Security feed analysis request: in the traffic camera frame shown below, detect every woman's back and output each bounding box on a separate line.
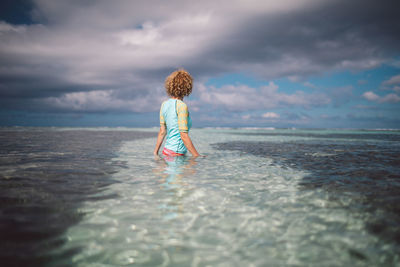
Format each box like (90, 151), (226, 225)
(160, 99), (192, 154)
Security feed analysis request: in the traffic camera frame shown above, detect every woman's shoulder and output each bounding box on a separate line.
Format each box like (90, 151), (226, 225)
(176, 99), (187, 107)
(176, 99), (188, 114)
(161, 99), (170, 108)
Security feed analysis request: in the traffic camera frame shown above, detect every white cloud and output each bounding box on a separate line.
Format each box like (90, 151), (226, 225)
(288, 76), (301, 82)
(42, 89), (165, 112)
(0, 22), (27, 34)
(362, 91), (380, 101)
(303, 81), (317, 89)
(382, 74), (400, 86)
(362, 91), (400, 103)
(381, 74), (400, 94)
(193, 82), (330, 112)
(262, 112), (280, 119)
(380, 93), (400, 103)
(380, 74), (400, 94)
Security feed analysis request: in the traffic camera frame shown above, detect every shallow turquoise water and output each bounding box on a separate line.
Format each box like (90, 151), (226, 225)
(53, 128), (400, 266)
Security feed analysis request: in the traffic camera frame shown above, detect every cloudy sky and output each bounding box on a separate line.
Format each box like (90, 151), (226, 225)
(1, 0), (399, 128)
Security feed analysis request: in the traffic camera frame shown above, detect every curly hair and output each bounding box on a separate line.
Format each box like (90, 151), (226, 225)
(165, 69), (193, 98)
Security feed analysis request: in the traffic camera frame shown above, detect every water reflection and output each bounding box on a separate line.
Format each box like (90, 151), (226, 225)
(153, 155), (197, 221)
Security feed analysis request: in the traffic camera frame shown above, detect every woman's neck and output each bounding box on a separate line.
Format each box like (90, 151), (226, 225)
(171, 97), (183, 100)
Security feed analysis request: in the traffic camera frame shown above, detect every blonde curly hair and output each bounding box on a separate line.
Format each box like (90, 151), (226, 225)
(165, 69), (193, 98)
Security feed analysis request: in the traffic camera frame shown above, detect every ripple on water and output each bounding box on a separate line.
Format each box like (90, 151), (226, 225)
(59, 129), (399, 266)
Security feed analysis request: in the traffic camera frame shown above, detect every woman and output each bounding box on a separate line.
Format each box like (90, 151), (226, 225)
(153, 69), (200, 157)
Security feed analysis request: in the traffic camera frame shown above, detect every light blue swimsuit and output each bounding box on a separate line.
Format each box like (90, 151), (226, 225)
(160, 99), (192, 154)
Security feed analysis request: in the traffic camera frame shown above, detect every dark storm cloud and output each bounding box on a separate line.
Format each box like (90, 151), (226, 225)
(0, 0), (399, 114)
(0, 0), (34, 25)
(200, 0), (400, 79)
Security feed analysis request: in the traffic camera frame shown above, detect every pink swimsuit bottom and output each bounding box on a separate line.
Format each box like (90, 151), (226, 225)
(162, 147), (185, 157)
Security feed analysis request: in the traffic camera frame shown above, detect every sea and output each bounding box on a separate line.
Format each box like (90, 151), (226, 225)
(0, 127), (399, 266)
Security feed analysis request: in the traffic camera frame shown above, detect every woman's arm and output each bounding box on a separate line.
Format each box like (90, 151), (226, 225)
(180, 132), (200, 157)
(153, 125), (166, 156)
